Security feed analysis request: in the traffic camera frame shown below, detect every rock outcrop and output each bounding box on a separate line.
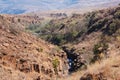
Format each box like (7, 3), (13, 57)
(0, 15), (69, 80)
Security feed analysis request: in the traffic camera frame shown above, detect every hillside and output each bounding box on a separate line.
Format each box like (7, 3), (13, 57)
(27, 5), (120, 80)
(59, 51), (120, 80)
(0, 15), (69, 80)
(28, 6), (120, 45)
(0, 4), (120, 80)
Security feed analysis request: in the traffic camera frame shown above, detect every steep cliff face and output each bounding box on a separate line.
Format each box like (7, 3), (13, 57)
(0, 15), (69, 80)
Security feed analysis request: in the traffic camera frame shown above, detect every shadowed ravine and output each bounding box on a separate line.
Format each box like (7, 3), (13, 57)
(62, 46), (87, 73)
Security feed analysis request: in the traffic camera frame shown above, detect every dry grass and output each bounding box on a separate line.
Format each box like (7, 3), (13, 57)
(86, 54), (120, 79)
(58, 53), (120, 80)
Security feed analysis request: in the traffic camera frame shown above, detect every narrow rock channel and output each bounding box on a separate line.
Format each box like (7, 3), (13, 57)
(62, 46), (87, 73)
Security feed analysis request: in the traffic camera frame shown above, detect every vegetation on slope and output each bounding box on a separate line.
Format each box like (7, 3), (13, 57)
(0, 15), (69, 80)
(26, 6), (120, 73)
(26, 6), (120, 45)
(0, 5), (120, 80)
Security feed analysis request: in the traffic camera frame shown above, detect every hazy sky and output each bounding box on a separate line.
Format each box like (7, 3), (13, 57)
(0, 0), (120, 14)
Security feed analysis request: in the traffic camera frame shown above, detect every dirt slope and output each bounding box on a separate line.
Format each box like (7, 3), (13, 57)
(0, 15), (69, 80)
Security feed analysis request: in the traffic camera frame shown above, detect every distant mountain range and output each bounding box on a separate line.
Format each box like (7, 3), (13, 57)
(0, 0), (120, 14)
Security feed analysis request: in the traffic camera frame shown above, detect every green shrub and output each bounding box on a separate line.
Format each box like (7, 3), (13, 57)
(52, 58), (60, 74)
(36, 48), (43, 52)
(93, 42), (108, 55)
(86, 12), (96, 27)
(27, 24), (38, 30)
(50, 34), (65, 45)
(65, 31), (78, 41)
(104, 19), (120, 35)
(114, 10), (120, 18)
(108, 22), (117, 35)
(92, 42), (108, 63)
